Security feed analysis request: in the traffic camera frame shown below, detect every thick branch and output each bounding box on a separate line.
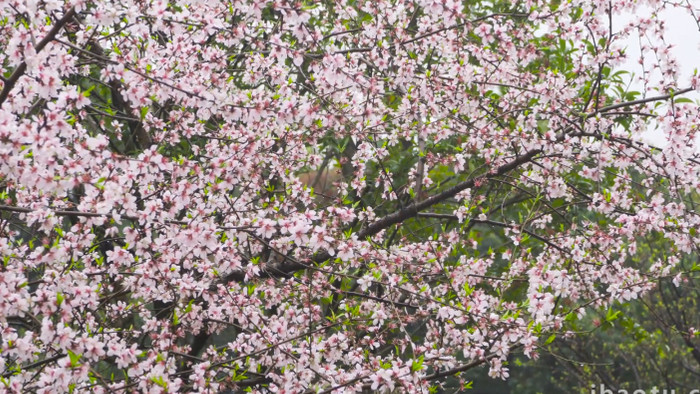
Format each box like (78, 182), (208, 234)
(359, 149), (541, 238)
(0, 8), (76, 105)
(222, 148), (542, 282)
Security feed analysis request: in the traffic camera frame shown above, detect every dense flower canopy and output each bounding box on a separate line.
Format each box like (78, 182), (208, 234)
(1, 0), (699, 392)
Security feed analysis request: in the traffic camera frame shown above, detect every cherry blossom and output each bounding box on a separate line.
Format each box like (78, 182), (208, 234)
(1, 0), (699, 392)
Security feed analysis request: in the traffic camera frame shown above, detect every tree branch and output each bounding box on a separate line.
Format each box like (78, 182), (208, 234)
(0, 7), (76, 106)
(591, 87), (694, 115)
(222, 148), (542, 283)
(0, 204), (250, 230)
(2, 354), (65, 378)
(317, 345), (522, 393)
(425, 345), (522, 381)
(309, 13), (528, 59)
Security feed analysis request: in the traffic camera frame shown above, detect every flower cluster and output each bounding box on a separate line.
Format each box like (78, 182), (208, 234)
(1, 0), (699, 392)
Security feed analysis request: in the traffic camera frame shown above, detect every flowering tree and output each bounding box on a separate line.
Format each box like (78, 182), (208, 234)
(1, 0), (700, 392)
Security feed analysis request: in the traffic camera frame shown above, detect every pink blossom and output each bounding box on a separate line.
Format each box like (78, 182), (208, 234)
(0, 1), (696, 392)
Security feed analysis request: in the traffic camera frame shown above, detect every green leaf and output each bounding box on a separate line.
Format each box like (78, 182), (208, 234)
(544, 334), (556, 345)
(184, 299), (194, 314)
(67, 350), (81, 367)
(411, 355), (425, 372)
(151, 375), (168, 388)
(674, 97), (694, 104)
(606, 307), (621, 322)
